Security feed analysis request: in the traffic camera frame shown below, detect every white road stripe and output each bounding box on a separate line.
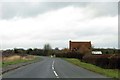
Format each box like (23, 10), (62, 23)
(52, 61), (54, 70)
(52, 61), (54, 66)
(52, 60), (59, 78)
(52, 66), (54, 70)
(53, 71), (59, 78)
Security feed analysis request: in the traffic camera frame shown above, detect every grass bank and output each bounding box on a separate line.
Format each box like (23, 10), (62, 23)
(2, 56), (40, 67)
(0, 62), (1, 67)
(64, 58), (119, 79)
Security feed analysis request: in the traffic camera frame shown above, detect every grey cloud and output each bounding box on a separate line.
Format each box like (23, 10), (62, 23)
(1, 2), (87, 19)
(74, 27), (117, 38)
(0, 2), (118, 49)
(88, 2), (118, 17)
(1, 2), (118, 19)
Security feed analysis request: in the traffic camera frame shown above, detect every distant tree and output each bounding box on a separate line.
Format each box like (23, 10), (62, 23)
(62, 48), (69, 52)
(14, 48), (19, 53)
(44, 44), (51, 50)
(43, 44), (52, 56)
(26, 48), (33, 54)
(32, 48), (44, 56)
(106, 51), (109, 54)
(55, 47), (59, 50)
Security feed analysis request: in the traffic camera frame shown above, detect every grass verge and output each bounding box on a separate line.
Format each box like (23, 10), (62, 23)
(2, 56), (40, 67)
(0, 62), (1, 67)
(64, 58), (119, 79)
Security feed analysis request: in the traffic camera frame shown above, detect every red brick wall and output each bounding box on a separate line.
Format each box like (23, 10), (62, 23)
(69, 41), (91, 54)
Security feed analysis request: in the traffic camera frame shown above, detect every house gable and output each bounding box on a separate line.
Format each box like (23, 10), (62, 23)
(69, 41), (92, 54)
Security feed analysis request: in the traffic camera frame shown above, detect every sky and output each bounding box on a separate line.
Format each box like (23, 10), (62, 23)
(0, 0), (119, 50)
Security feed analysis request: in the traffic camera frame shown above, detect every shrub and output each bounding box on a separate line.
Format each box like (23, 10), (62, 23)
(108, 54), (120, 69)
(96, 57), (109, 68)
(55, 51), (84, 60)
(82, 54), (120, 69)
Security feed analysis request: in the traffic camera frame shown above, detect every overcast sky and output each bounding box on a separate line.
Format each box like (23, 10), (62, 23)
(0, 1), (119, 50)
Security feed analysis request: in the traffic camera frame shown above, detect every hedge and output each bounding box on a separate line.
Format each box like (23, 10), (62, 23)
(82, 54), (120, 69)
(55, 52), (84, 60)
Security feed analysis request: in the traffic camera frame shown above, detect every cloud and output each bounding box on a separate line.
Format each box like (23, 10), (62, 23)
(0, 0), (119, 2)
(0, 2), (118, 19)
(0, 3), (118, 49)
(0, 6), (118, 48)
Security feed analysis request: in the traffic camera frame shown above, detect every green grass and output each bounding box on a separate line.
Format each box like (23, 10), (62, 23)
(0, 62), (1, 67)
(2, 59), (30, 67)
(64, 58), (119, 79)
(2, 56), (40, 67)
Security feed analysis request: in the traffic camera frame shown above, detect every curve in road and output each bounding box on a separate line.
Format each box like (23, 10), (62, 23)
(3, 56), (108, 78)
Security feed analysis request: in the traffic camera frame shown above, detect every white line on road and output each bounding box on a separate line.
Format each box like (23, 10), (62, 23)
(52, 61), (54, 70)
(52, 61), (54, 66)
(52, 60), (59, 78)
(52, 66), (54, 70)
(53, 71), (59, 78)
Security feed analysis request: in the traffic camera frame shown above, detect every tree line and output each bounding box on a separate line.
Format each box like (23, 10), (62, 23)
(1, 44), (120, 69)
(2, 44), (119, 57)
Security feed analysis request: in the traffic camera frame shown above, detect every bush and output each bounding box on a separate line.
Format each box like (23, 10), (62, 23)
(96, 57), (109, 68)
(108, 54), (120, 69)
(82, 54), (101, 65)
(82, 54), (120, 69)
(55, 51), (84, 60)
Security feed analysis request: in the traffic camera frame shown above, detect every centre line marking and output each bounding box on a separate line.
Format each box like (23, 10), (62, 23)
(52, 66), (54, 70)
(53, 71), (59, 78)
(52, 60), (59, 78)
(52, 61), (54, 66)
(52, 61), (54, 70)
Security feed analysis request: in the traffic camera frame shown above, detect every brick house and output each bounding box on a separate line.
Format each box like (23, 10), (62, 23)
(69, 41), (92, 54)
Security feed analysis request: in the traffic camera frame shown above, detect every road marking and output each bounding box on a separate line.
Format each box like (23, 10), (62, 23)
(52, 60), (59, 78)
(52, 66), (54, 70)
(52, 61), (54, 66)
(52, 61), (54, 70)
(53, 71), (59, 78)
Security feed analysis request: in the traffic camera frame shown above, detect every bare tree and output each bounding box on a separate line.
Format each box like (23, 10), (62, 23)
(43, 44), (52, 56)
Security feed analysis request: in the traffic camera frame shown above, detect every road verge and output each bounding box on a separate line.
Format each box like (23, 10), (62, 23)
(63, 58), (119, 79)
(2, 56), (40, 74)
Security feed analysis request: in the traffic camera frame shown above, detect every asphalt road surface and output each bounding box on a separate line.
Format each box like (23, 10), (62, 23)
(3, 56), (108, 78)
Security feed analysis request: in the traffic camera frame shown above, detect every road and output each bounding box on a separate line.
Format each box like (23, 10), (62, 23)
(3, 56), (108, 78)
